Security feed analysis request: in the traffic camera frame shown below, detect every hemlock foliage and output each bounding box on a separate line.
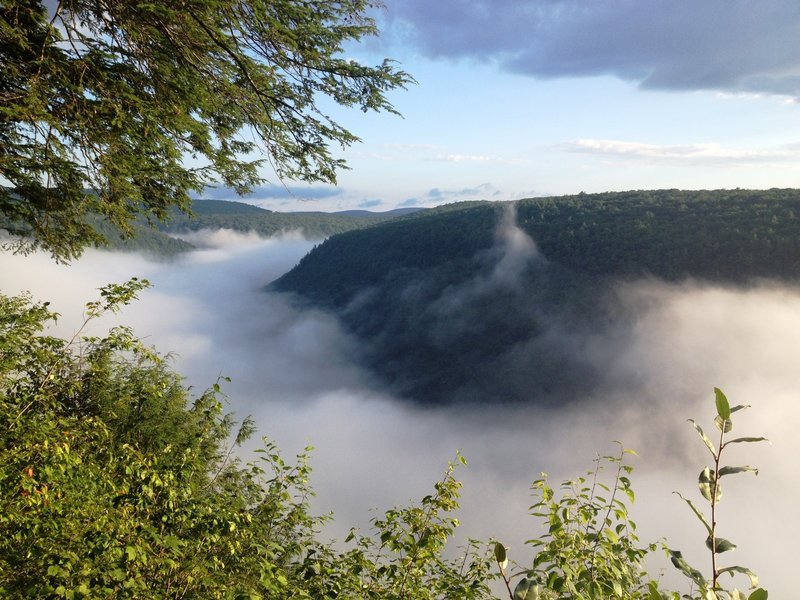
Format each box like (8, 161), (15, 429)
(0, 0), (411, 260)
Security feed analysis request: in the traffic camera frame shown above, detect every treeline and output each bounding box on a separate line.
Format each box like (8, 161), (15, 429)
(516, 188), (800, 281)
(274, 201), (499, 307)
(276, 189), (800, 307)
(89, 216), (195, 257)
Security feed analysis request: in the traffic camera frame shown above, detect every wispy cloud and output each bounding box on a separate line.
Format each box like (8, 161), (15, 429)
(563, 138), (800, 166)
(399, 183), (504, 208)
(381, 142), (438, 151)
(432, 153), (493, 162)
(355, 145), (528, 166)
(357, 199), (384, 209)
(429, 153), (529, 165)
(197, 184), (342, 202)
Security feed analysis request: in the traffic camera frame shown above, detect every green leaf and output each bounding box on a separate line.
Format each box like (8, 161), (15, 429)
(163, 534), (182, 551)
(699, 467), (721, 503)
(494, 541), (508, 568)
(718, 465), (759, 477)
(514, 578), (540, 600)
(714, 414), (733, 433)
(748, 589), (768, 600)
(689, 420), (718, 459)
(669, 550), (706, 587)
(647, 580), (663, 600)
(724, 437), (769, 446)
(715, 388), (731, 420)
(719, 566), (759, 588)
(705, 535), (737, 553)
(125, 545), (137, 561)
(674, 492), (712, 535)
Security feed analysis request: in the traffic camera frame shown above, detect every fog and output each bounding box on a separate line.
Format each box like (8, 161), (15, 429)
(1, 230), (797, 596)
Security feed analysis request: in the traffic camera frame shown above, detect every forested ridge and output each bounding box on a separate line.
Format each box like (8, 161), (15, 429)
(272, 189), (800, 405)
(161, 199), (417, 240)
(516, 189), (800, 280)
(81, 199), (419, 255)
(275, 189), (800, 305)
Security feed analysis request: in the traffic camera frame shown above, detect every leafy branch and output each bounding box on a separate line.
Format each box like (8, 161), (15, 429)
(670, 388), (769, 600)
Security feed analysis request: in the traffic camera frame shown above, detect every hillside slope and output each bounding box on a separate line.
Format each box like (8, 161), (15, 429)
(271, 189), (800, 405)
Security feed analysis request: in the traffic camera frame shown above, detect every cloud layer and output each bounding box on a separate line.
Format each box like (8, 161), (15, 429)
(384, 0), (800, 98)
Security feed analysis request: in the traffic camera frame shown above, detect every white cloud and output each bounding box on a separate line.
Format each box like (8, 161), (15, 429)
(563, 138), (800, 166)
(432, 153), (493, 162)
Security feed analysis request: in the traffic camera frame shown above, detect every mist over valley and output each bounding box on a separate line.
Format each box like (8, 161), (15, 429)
(3, 189), (799, 596)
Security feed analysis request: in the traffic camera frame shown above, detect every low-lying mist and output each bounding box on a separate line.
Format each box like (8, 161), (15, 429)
(1, 228), (797, 596)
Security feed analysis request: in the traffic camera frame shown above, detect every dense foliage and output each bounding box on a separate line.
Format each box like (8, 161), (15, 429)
(272, 189), (800, 405)
(0, 0), (411, 260)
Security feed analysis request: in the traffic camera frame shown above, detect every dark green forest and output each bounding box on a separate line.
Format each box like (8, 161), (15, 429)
(272, 189), (800, 405)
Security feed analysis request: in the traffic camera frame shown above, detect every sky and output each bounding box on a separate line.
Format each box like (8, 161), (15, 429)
(231, 0), (800, 212)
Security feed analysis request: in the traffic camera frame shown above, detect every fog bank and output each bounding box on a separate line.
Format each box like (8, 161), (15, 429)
(1, 232), (796, 596)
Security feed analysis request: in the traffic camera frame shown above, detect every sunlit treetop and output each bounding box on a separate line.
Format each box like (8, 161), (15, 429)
(0, 0), (412, 260)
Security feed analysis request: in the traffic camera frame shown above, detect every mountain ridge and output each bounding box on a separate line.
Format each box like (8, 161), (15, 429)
(271, 188), (800, 405)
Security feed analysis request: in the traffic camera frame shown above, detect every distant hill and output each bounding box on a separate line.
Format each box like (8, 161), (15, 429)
(187, 199), (273, 215)
(92, 199), (421, 254)
(271, 189), (800, 405)
(161, 199), (419, 239)
(92, 218), (196, 256)
(333, 208), (423, 217)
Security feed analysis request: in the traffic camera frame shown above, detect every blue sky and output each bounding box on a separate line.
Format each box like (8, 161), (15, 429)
(228, 0), (800, 212)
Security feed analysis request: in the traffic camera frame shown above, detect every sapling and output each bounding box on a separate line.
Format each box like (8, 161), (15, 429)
(494, 444), (660, 599)
(670, 388), (769, 600)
